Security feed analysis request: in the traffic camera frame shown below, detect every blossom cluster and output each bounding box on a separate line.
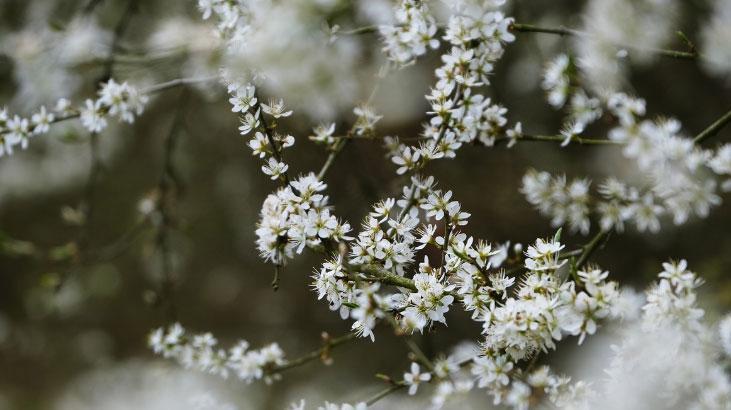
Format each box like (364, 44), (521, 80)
(541, 54), (572, 109)
(467, 258), (619, 407)
(134, 2), (731, 409)
(521, 171), (591, 234)
(564, 260), (731, 409)
(312, 175), (474, 339)
(387, 1), (520, 174)
(0, 79), (147, 157)
(229, 81), (295, 181)
(197, 0), (250, 39)
(312, 177), (435, 340)
(541, 54), (603, 144)
(82, 79), (148, 132)
(702, 0), (731, 77)
(575, 0), (679, 92)
(379, 0), (439, 65)
(524, 89), (730, 234)
(607, 94), (725, 226)
(1, 105), (55, 157)
(307, 169), (623, 358)
(148, 323), (286, 384)
(197, 0), (362, 119)
(256, 173), (352, 265)
(426, 260), (726, 410)
(305, 175), (624, 408)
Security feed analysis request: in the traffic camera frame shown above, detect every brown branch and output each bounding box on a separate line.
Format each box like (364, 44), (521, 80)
(269, 332), (357, 373)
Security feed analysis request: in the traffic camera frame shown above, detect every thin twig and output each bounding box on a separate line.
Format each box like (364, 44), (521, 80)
(440, 223), (452, 268)
(98, 0), (138, 83)
(404, 338), (434, 372)
(270, 332), (357, 373)
(496, 134), (622, 146)
(252, 95), (291, 186)
(340, 25), (379, 36)
(76, 131), (103, 258)
(365, 384), (405, 406)
(694, 107), (731, 144)
(509, 23), (699, 60)
(154, 92), (188, 322)
(271, 265), (281, 291)
(574, 229), (610, 271)
(0, 76), (218, 138)
(317, 134), (351, 181)
(339, 21), (700, 60)
(140, 75), (219, 94)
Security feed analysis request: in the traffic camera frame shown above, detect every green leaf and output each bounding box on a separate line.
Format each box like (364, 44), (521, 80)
(553, 227), (563, 243)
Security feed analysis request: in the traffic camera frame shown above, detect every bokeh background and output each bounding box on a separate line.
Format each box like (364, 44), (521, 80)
(0, 0), (730, 408)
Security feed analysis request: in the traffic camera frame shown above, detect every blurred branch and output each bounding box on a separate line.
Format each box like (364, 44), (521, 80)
(78, 130), (103, 253)
(509, 23), (700, 60)
(0, 232), (37, 257)
(339, 25), (379, 36)
(82, 0), (105, 14)
(140, 75), (219, 94)
(495, 134), (622, 146)
(0, 75), (218, 137)
(61, 4), (139, 291)
(152, 91), (188, 321)
(339, 22), (700, 60)
(99, 0), (139, 83)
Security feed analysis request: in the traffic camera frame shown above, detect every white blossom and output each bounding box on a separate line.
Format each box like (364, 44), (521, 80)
(404, 362), (431, 395)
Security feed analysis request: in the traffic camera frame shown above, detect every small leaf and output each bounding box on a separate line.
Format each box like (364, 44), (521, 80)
(553, 227), (563, 243)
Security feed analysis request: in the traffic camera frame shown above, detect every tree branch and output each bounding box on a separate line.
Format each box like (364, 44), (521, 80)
(269, 332), (357, 373)
(510, 23), (699, 60)
(339, 21), (700, 60)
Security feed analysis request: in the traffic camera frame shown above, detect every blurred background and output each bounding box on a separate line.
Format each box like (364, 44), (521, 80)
(0, 0), (730, 408)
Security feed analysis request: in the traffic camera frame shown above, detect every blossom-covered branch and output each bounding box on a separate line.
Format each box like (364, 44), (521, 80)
(0, 75), (218, 157)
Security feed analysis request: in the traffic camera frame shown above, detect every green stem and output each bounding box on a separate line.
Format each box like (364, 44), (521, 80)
(574, 230), (610, 271)
(317, 135), (351, 181)
(499, 134), (622, 146)
(694, 108), (731, 144)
